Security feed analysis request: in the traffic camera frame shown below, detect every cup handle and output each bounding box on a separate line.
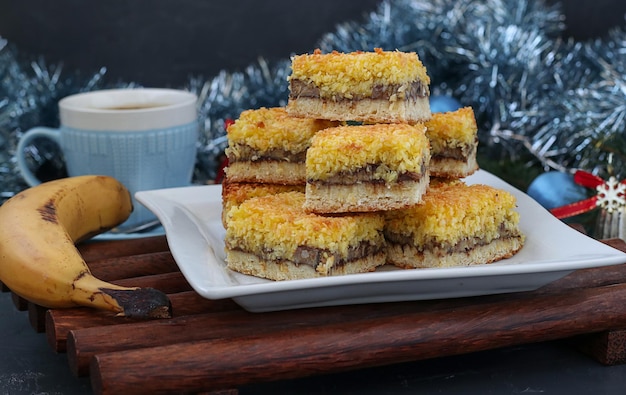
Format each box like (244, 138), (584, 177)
(16, 127), (62, 186)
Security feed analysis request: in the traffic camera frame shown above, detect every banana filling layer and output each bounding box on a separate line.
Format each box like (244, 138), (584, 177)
(307, 160), (428, 185)
(432, 143), (476, 162)
(227, 143), (306, 163)
(308, 169), (423, 185)
(290, 79), (430, 102)
(384, 228), (522, 255)
(231, 241), (384, 269)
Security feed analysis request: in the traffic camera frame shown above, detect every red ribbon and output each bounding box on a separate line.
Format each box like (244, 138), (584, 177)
(550, 170), (626, 219)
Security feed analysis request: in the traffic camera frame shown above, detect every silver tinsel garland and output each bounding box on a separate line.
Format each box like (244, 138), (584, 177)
(1, 0), (625, 202)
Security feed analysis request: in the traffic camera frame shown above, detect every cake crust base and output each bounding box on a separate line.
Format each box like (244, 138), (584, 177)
(429, 156), (479, 179)
(304, 174), (430, 214)
(226, 249), (386, 281)
(225, 161), (305, 185)
(287, 96), (431, 124)
(386, 236), (524, 269)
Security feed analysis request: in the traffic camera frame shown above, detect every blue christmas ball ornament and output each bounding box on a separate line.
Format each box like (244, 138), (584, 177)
(527, 171), (588, 210)
(429, 95), (462, 113)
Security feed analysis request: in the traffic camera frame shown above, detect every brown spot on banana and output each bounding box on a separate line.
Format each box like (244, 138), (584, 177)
(73, 270), (90, 285)
(38, 199), (59, 224)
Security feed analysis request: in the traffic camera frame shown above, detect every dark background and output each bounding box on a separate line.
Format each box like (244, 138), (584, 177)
(0, 0), (624, 88)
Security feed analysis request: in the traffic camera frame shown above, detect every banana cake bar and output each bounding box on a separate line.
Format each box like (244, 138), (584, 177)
(384, 181), (525, 268)
(287, 48), (431, 124)
(224, 107), (340, 185)
(424, 107), (479, 178)
(221, 179), (305, 227)
(224, 191), (386, 280)
(304, 123), (431, 213)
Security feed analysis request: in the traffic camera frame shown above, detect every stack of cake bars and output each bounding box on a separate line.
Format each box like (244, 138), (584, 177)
(222, 49), (524, 281)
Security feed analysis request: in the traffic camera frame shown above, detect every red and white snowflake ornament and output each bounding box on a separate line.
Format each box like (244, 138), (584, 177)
(550, 170), (626, 219)
(595, 176), (626, 213)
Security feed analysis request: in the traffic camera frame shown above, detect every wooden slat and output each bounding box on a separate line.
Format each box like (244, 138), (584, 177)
(28, 302), (47, 333)
(67, 301), (441, 377)
(111, 271), (192, 293)
(11, 292), (28, 311)
(576, 330), (626, 365)
(88, 251), (179, 281)
(77, 235), (169, 262)
(89, 282), (626, 395)
(46, 291), (240, 352)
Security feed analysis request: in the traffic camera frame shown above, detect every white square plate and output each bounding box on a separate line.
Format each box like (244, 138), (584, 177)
(136, 170), (626, 312)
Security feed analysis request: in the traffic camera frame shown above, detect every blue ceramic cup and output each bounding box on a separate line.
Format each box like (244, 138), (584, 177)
(16, 88), (199, 232)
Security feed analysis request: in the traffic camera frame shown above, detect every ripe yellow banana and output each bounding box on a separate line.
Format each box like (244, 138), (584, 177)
(0, 175), (171, 318)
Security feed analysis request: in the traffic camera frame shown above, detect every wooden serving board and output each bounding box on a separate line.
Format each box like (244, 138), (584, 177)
(3, 235), (626, 394)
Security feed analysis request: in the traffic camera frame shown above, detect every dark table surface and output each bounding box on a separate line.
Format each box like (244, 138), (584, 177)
(3, 290), (626, 395)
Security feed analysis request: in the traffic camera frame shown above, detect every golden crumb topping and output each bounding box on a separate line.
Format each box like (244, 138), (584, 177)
(385, 183), (521, 246)
(424, 107), (478, 151)
(222, 181), (304, 222)
(289, 49), (430, 99)
(306, 123), (430, 182)
(225, 192), (384, 260)
(226, 107), (339, 154)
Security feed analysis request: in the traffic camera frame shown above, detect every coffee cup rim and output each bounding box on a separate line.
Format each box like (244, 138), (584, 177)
(59, 88), (198, 131)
